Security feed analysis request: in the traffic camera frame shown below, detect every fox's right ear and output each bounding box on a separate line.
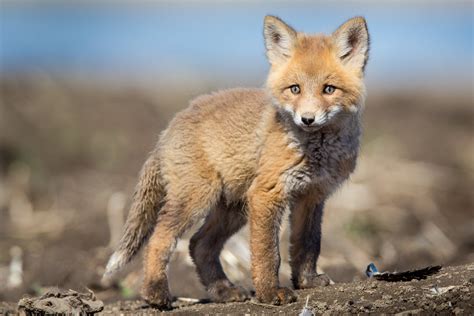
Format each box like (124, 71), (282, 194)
(332, 17), (370, 73)
(263, 15), (297, 65)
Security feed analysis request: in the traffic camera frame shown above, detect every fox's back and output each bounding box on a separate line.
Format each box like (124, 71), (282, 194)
(158, 88), (275, 201)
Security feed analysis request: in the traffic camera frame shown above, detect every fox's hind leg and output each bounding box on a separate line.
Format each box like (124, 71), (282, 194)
(141, 202), (188, 309)
(189, 200), (250, 303)
(142, 178), (221, 309)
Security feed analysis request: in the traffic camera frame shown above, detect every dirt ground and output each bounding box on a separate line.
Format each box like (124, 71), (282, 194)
(0, 263), (472, 314)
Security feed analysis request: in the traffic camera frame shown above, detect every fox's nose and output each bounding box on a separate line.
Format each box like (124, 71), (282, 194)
(301, 114), (315, 126)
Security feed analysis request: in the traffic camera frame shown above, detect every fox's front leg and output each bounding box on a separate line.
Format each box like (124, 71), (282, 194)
(289, 198), (331, 289)
(248, 187), (297, 305)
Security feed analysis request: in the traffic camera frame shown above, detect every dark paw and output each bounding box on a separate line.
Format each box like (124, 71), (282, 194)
(142, 282), (173, 310)
(296, 273), (331, 289)
(256, 287), (297, 305)
(208, 281), (251, 303)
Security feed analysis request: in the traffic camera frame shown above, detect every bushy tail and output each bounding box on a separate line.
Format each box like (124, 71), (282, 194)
(103, 152), (164, 279)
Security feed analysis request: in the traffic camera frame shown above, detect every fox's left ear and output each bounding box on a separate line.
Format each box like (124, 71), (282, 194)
(263, 15), (297, 65)
(332, 17), (370, 73)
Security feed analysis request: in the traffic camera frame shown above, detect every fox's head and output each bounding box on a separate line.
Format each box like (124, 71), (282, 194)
(264, 16), (369, 131)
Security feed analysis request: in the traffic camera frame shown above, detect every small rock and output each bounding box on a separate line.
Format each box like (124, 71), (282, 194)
(314, 302), (328, 311)
(382, 295), (393, 301)
(362, 302), (373, 310)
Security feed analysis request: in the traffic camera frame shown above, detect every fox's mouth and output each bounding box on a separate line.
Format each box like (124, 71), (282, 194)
(297, 123), (324, 132)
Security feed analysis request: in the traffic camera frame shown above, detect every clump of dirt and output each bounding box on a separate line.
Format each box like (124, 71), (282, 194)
(17, 288), (103, 315)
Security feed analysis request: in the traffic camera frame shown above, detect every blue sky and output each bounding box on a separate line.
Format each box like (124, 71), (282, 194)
(1, 1), (472, 90)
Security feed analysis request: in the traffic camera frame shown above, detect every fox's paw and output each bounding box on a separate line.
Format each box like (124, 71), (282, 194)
(143, 293), (173, 310)
(142, 281), (173, 310)
(208, 280), (251, 303)
(296, 273), (331, 289)
(256, 287), (297, 305)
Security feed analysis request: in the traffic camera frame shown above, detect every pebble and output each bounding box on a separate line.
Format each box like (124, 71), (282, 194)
(314, 302), (328, 310)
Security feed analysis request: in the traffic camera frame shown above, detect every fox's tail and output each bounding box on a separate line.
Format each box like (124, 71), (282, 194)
(103, 152), (164, 279)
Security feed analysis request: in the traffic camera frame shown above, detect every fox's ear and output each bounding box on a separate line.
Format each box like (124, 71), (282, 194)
(263, 15), (297, 65)
(332, 17), (369, 72)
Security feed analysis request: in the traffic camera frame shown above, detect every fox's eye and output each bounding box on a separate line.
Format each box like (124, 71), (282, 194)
(323, 85), (336, 95)
(290, 85), (301, 95)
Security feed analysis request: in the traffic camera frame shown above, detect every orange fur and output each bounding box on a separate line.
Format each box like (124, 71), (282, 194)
(104, 15), (370, 308)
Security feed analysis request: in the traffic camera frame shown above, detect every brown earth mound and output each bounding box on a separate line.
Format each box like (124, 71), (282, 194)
(1, 263), (472, 315)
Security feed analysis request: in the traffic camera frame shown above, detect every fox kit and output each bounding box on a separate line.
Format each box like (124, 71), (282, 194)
(104, 16), (369, 308)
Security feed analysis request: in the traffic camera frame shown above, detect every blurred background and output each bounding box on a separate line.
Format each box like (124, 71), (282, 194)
(0, 0), (472, 302)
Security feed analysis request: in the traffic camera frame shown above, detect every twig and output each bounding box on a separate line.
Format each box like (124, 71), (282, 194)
(249, 300), (278, 309)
